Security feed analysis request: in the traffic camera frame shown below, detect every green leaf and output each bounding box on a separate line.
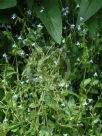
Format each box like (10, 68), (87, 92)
(86, 15), (98, 36)
(95, 102), (102, 108)
(77, 0), (102, 23)
(34, 0), (62, 44)
(0, 0), (17, 9)
(83, 78), (91, 87)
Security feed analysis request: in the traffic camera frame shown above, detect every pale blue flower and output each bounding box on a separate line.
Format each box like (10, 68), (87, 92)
(37, 24), (43, 28)
(70, 24), (75, 29)
(76, 4), (80, 8)
(80, 17), (84, 22)
(76, 41), (80, 46)
(12, 44), (17, 48)
(12, 94), (18, 100)
(63, 134), (68, 136)
(40, 7), (45, 13)
(76, 25), (81, 31)
(3, 53), (7, 58)
(94, 72), (98, 77)
(83, 29), (87, 35)
(32, 43), (35, 47)
(89, 59), (93, 64)
(27, 9), (32, 15)
(11, 13), (16, 20)
(18, 36), (22, 40)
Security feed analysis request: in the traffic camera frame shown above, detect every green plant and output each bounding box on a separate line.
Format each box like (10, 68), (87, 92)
(0, 0), (102, 43)
(0, 0), (102, 136)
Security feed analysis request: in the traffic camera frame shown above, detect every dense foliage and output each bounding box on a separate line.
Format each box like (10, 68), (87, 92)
(0, 0), (102, 136)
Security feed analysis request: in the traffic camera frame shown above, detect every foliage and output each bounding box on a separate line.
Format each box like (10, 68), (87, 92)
(0, 0), (102, 43)
(0, 0), (102, 136)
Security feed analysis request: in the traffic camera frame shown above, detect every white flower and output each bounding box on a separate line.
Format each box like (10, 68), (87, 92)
(37, 24), (43, 28)
(12, 44), (17, 48)
(63, 134), (68, 136)
(77, 58), (80, 62)
(21, 81), (24, 85)
(2, 79), (6, 83)
(62, 38), (65, 43)
(40, 7), (44, 13)
(63, 26), (67, 30)
(94, 72), (98, 77)
(11, 13), (16, 20)
(76, 4), (80, 8)
(76, 25), (81, 31)
(33, 31), (37, 35)
(88, 99), (93, 104)
(62, 7), (69, 16)
(61, 103), (65, 107)
(70, 24), (75, 29)
(20, 51), (25, 56)
(97, 33), (100, 37)
(4, 117), (8, 122)
(58, 82), (65, 87)
(76, 41), (80, 46)
(32, 43), (35, 47)
(25, 79), (29, 83)
(27, 108), (31, 113)
(18, 36), (22, 40)
(18, 105), (22, 109)
(89, 59), (93, 64)
(80, 17), (84, 22)
(27, 9), (32, 15)
(24, 93), (29, 99)
(83, 29), (87, 35)
(2, 53), (7, 58)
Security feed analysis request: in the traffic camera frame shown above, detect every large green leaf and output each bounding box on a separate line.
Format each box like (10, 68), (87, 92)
(77, 0), (102, 23)
(0, 0), (17, 9)
(34, 0), (62, 44)
(86, 15), (98, 36)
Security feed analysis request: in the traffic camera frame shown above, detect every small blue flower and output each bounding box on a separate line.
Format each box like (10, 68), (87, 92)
(89, 59), (93, 64)
(70, 24), (75, 29)
(83, 29), (87, 35)
(40, 7), (45, 13)
(2, 53), (7, 58)
(27, 9), (32, 15)
(76, 25), (81, 31)
(62, 38), (65, 43)
(76, 41), (80, 46)
(77, 57), (80, 62)
(12, 44), (17, 48)
(76, 4), (80, 8)
(32, 43), (35, 47)
(12, 94), (18, 100)
(18, 36), (22, 40)
(80, 17), (84, 22)
(37, 24), (43, 28)
(11, 13), (16, 20)
(94, 72), (98, 77)
(63, 134), (68, 136)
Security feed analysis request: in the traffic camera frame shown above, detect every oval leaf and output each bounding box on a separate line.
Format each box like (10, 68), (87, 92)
(0, 0), (17, 9)
(34, 0), (62, 44)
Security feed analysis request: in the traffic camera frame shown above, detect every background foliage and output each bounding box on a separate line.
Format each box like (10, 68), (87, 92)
(0, 0), (102, 136)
